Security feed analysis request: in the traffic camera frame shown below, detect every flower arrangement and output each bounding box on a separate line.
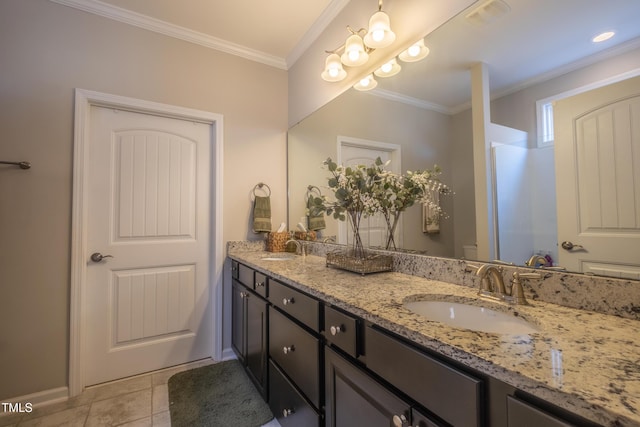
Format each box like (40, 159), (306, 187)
(311, 157), (449, 255)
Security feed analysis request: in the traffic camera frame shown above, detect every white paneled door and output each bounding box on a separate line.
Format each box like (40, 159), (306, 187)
(85, 106), (212, 385)
(554, 75), (640, 278)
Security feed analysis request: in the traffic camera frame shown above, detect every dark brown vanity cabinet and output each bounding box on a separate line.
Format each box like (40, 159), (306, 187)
(365, 325), (483, 427)
(231, 262), (268, 399)
(325, 346), (413, 427)
(268, 279), (323, 426)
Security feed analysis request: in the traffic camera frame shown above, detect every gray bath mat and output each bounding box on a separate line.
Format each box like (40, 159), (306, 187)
(168, 360), (273, 427)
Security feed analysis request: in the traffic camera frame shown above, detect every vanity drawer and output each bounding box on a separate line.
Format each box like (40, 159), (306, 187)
(324, 305), (360, 358)
(365, 325), (483, 427)
(269, 279), (319, 332)
(238, 263), (254, 288)
(506, 396), (572, 427)
(269, 360), (321, 427)
(269, 307), (321, 408)
(254, 271), (267, 298)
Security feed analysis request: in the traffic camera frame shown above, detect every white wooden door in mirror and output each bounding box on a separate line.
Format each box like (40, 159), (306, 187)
(555, 75), (640, 279)
(338, 137), (401, 249)
(85, 106), (213, 385)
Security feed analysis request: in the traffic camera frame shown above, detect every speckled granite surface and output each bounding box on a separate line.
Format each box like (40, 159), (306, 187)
(228, 243), (640, 427)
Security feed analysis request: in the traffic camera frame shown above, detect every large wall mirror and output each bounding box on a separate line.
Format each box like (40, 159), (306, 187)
(288, 0), (640, 279)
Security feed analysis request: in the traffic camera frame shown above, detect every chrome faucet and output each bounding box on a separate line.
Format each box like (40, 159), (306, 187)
(285, 239), (306, 256)
(525, 254), (549, 268)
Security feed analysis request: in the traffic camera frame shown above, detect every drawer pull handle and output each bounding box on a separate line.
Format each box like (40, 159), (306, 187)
(330, 325), (343, 335)
(255, 281), (265, 287)
(283, 345), (295, 354)
(392, 414), (408, 427)
(240, 292), (249, 299)
(283, 408), (294, 418)
(283, 297), (295, 305)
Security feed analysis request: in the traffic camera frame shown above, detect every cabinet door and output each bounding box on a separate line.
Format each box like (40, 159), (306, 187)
(246, 291), (268, 397)
(231, 280), (246, 362)
(325, 346), (411, 427)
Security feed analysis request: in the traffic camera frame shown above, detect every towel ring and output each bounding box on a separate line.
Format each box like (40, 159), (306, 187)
(253, 182), (271, 197)
(306, 185), (322, 198)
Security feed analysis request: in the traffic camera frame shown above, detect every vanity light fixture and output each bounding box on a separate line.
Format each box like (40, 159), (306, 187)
(353, 74), (378, 91)
(398, 38), (430, 62)
(321, 0), (395, 82)
(592, 31), (615, 43)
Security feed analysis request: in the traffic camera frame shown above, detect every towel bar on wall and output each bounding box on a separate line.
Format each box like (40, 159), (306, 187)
(0, 160), (31, 169)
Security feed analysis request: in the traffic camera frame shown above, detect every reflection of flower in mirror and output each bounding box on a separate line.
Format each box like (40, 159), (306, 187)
(312, 157), (450, 252)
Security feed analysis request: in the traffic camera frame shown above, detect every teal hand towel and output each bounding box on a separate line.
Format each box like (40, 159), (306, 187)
(253, 196), (272, 233)
(307, 195), (326, 231)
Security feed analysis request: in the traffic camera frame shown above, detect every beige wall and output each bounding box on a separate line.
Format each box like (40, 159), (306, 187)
(289, 90), (455, 255)
(0, 0), (287, 399)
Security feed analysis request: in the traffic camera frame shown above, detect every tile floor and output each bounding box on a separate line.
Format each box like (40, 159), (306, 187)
(0, 359), (281, 427)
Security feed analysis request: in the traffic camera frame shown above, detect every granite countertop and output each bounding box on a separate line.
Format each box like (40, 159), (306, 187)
(228, 248), (640, 427)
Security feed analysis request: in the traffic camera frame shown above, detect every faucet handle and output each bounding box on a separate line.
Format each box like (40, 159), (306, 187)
(510, 272), (542, 305)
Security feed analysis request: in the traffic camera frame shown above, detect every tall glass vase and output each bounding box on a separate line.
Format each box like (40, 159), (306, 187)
(347, 209), (365, 259)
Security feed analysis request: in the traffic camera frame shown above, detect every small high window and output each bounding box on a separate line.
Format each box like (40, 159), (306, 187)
(537, 101), (554, 147)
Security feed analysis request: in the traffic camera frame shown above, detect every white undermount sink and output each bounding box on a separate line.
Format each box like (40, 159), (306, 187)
(404, 300), (539, 335)
(261, 254), (297, 261)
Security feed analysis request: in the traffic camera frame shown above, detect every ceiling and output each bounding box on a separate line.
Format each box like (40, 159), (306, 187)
(54, 0), (640, 113)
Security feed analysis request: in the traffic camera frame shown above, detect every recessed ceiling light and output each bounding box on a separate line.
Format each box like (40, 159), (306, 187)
(592, 31), (615, 43)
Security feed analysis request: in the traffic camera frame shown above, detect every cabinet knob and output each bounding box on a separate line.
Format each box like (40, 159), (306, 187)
(240, 291), (249, 298)
(282, 408), (294, 418)
(283, 297), (295, 305)
(330, 325), (343, 335)
(255, 281), (265, 287)
(283, 345), (295, 354)
(392, 414), (408, 427)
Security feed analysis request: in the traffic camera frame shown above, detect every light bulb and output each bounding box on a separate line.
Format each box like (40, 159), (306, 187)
(372, 29), (385, 43)
(321, 53), (347, 82)
(353, 74), (377, 91)
(364, 10), (395, 49)
(399, 39), (429, 63)
(381, 62), (393, 73)
(341, 34), (368, 67)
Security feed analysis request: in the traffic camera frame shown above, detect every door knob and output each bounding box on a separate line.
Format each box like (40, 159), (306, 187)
(90, 252), (114, 262)
(561, 241), (584, 251)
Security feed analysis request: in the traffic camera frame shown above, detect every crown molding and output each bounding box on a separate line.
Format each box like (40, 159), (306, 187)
(286, 0), (351, 69)
(368, 88), (454, 115)
(49, 0), (288, 69)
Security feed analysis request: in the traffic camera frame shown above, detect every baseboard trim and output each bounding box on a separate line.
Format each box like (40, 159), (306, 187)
(0, 386), (69, 417)
(221, 347), (237, 361)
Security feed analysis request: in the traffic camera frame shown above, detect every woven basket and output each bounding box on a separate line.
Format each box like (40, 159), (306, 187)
(294, 231), (317, 241)
(266, 232), (289, 252)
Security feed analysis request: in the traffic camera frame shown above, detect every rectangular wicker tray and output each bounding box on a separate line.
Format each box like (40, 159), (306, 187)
(326, 251), (393, 275)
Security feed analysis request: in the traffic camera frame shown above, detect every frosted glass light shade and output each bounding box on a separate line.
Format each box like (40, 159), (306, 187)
(353, 74), (377, 91)
(364, 11), (396, 48)
(321, 53), (347, 82)
(399, 39), (430, 62)
(374, 58), (401, 78)
(341, 34), (369, 67)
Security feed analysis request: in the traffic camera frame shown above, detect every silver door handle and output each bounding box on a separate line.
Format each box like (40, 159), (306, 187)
(561, 241), (584, 251)
(90, 252), (114, 262)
